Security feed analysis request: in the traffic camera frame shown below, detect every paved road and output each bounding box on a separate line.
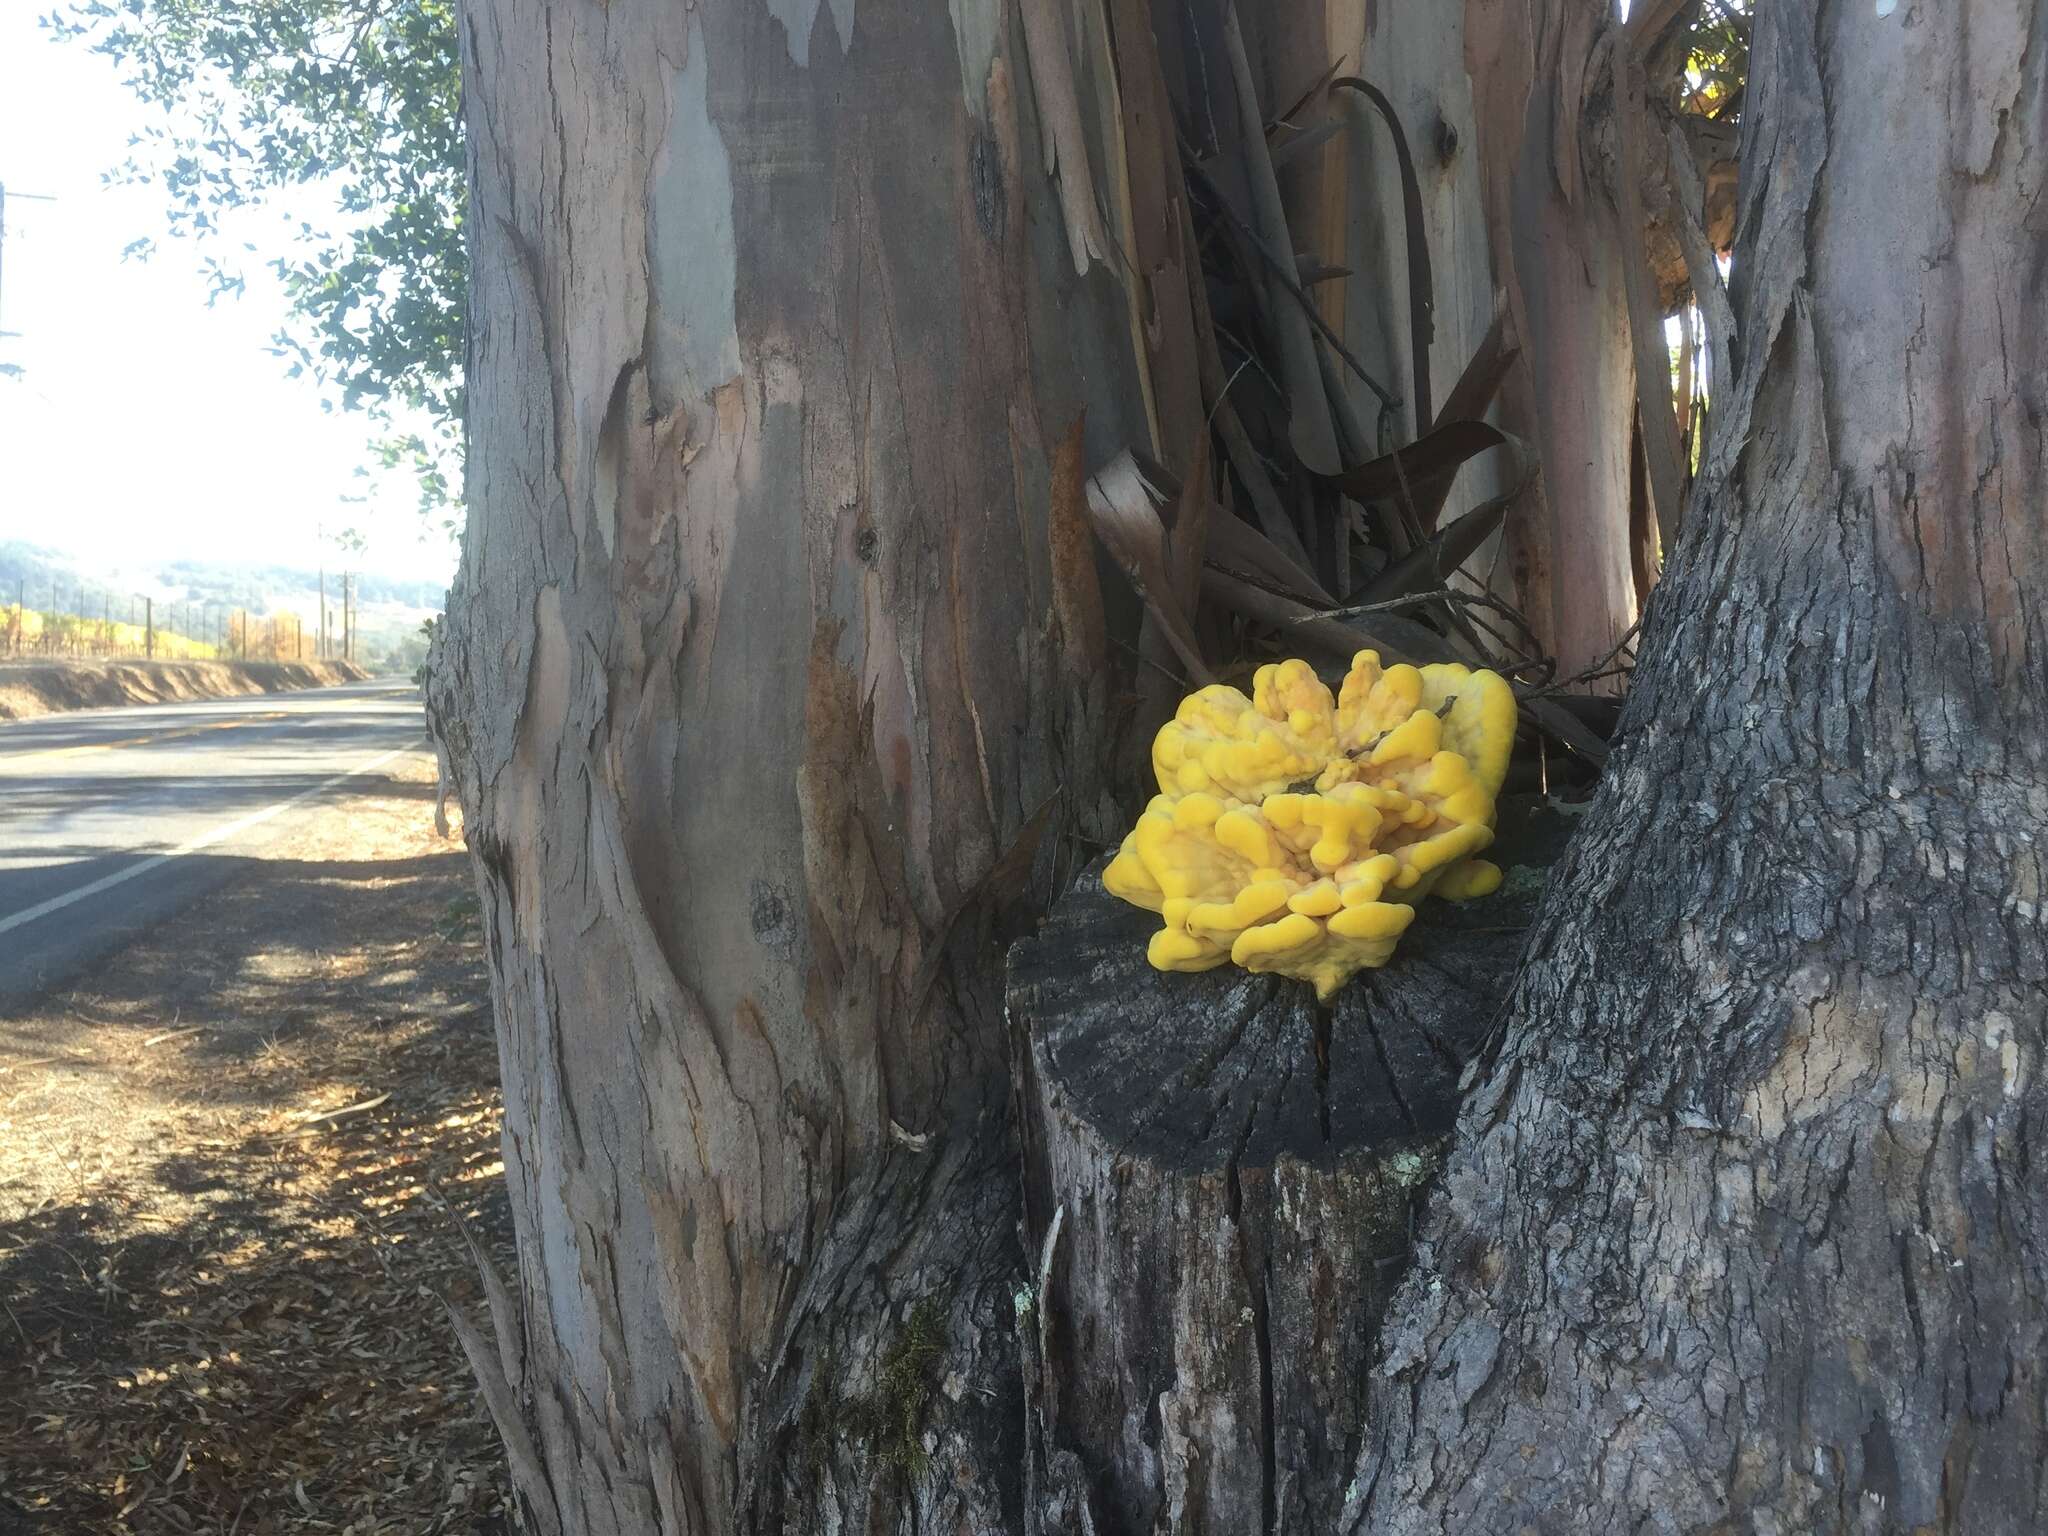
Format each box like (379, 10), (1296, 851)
(0, 681), (428, 1009)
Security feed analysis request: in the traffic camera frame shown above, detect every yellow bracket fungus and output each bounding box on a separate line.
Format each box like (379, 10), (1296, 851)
(1103, 651), (1518, 999)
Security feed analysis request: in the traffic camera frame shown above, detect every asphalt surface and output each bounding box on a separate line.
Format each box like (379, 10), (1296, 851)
(0, 681), (428, 1010)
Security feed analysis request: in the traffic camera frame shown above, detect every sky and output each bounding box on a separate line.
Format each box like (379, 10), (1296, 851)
(0, 11), (457, 587)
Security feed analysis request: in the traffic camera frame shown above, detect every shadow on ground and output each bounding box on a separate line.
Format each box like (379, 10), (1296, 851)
(0, 764), (513, 1534)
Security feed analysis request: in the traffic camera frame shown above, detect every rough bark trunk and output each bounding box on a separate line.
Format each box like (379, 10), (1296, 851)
(431, 3), (1151, 1531)
(1348, 3), (2048, 1529)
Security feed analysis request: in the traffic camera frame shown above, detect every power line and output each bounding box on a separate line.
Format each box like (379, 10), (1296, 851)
(0, 182), (60, 342)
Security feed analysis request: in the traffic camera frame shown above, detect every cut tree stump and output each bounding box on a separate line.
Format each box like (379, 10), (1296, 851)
(1009, 799), (1572, 1534)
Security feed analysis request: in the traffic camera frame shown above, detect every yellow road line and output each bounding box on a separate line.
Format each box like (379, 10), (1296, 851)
(1, 711), (291, 765)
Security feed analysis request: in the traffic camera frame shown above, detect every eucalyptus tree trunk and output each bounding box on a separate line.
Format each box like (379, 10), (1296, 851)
(429, 3), (1148, 1531)
(1348, 3), (2048, 1529)
(1231, 0), (1652, 673)
(1338, 0), (1645, 673)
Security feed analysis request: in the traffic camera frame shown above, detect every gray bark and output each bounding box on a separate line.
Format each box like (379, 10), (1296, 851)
(1349, 3), (2048, 1529)
(1316, 1), (1522, 632)
(430, 2), (1148, 1531)
(1327, 0), (1649, 674)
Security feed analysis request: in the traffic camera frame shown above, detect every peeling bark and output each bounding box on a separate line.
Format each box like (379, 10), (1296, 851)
(1340, 6), (1507, 514)
(1321, 0), (1649, 674)
(432, 3), (1148, 1530)
(1350, 4), (2048, 1529)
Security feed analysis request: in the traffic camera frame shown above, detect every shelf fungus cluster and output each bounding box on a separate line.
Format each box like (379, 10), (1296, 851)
(1103, 651), (1518, 998)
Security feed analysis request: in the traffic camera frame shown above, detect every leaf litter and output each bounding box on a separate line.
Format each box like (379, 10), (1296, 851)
(0, 751), (512, 1534)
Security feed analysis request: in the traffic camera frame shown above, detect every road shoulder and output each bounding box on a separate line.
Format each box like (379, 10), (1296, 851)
(0, 658), (372, 722)
(0, 749), (513, 1532)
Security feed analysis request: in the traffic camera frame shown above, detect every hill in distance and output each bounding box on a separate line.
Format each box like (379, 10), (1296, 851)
(0, 538), (448, 669)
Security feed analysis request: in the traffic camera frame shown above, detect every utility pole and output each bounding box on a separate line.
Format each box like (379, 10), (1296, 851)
(316, 518), (328, 662)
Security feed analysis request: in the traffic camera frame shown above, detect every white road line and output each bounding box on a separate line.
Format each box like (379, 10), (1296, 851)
(0, 737), (425, 939)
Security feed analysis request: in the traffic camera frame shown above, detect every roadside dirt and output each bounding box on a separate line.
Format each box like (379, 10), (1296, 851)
(0, 749), (513, 1534)
(0, 660), (372, 722)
